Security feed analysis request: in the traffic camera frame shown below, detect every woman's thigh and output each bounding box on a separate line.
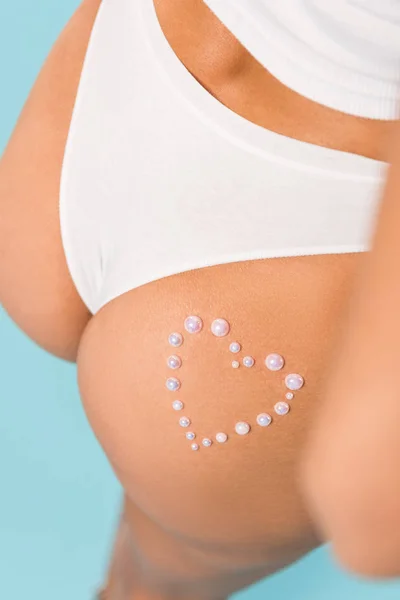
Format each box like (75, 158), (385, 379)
(101, 499), (281, 598)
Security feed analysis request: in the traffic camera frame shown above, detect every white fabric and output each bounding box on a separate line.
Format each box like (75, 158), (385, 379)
(204, 0), (400, 119)
(59, 0), (385, 315)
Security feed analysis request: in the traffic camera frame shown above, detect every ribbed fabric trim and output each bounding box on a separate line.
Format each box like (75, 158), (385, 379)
(204, 0), (400, 120)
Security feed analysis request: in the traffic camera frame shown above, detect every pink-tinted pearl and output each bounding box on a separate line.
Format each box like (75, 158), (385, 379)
(166, 377), (181, 392)
(285, 374), (304, 391)
(168, 332), (183, 347)
(167, 355), (182, 370)
(265, 353), (285, 371)
(235, 422), (251, 435)
(274, 401), (290, 416)
(285, 392), (294, 400)
(216, 432), (228, 443)
(256, 413), (272, 427)
(172, 400), (184, 411)
(211, 318), (230, 337)
(243, 356), (255, 368)
(229, 342), (241, 353)
(184, 316), (203, 334)
(191, 443), (199, 451)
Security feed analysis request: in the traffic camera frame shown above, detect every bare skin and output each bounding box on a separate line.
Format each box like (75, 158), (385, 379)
(0, 0), (396, 598)
(302, 125), (400, 577)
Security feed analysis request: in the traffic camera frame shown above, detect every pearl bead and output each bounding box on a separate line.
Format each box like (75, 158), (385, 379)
(211, 318), (230, 337)
(256, 413), (272, 427)
(191, 443), (199, 451)
(166, 377), (181, 392)
(216, 432), (228, 443)
(168, 332), (183, 348)
(202, 438), (212, 447)
(232, 360), (240, 369)
(265, 353), (285, 371)
(243, 356), (255, 368)
(285, 392), (294, 400)
(184, 315), (203, 334)
(186, 432), (196, 441)
(274, 401), (290, 416)
(172, 400), (183, 411)
(179, 416), (191, 428)
(167, 355), (182, 370)
(229, 342), (241, 353)
(235, 421), (250, 435)
(285, 374), (304, 391)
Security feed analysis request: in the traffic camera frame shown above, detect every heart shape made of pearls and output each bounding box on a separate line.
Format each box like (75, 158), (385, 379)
(166, 316), (304, 452)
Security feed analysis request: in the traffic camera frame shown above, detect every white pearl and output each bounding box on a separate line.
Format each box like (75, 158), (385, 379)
(265, 353), (285, 371)
(211, 318), (230, 337)
(167, 355), (182, 370)
(243, 356), (255, 368)
(216, 432), (228, 443)
(235, 421), (250, 435)
(256, 413), (272, 427)
(202, 438), (212, 447)
(274, 401), (290, 416)
(232, 360), (240, 369)
(172, 400), (183, 411)
(229, 342), (241, 353)
(184, 315), (203, 334)
(285, 392), (294, 400)
(179, 416), (191, 428)
(285, 374), (304, 391)
(186, 432), (196, 441)
(168, 332), (183, 347)
(166, 377), (181, 392)
(191, 443), (199, 451)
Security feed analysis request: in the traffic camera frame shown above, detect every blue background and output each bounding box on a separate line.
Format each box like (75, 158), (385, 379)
(1, 1), (400, 598)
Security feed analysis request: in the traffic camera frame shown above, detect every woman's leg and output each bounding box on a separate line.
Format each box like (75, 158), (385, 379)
(100, 497), (273, 600)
